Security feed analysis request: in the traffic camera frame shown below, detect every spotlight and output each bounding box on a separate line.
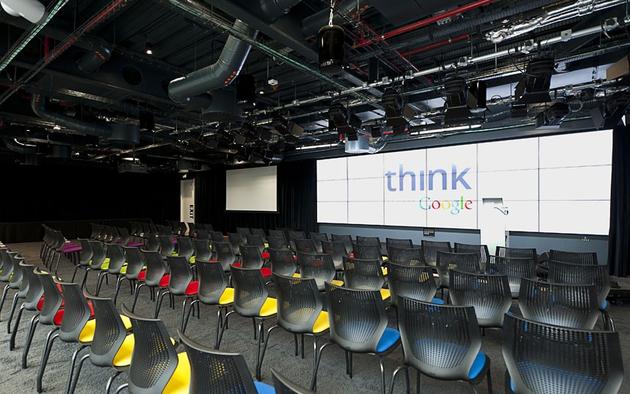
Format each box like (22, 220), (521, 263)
(144, 43), (154, 55)
(443, 78), (487, 124)
(328, 101), (361, 140)
(382, 88), (414, 133)
(319, 25), (344, 73)
(515, 57), (554, 104)
(535, 102), (569, 129)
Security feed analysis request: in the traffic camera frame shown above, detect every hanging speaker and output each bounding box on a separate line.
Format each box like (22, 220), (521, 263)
(318, 25), (344, 74)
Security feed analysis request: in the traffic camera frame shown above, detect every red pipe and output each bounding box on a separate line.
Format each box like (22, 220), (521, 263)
(354, 0), (492, 48)
(399, 33), (470, 58)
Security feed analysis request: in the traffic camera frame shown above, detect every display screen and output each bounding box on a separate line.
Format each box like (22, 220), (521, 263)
(226, 166), (278, 212)
(317, 130), (612, 235)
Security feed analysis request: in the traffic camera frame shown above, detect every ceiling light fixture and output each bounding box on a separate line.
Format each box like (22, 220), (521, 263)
(145, 42), (154, 55)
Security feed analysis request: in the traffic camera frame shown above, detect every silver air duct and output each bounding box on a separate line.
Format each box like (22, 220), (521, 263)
(168, 19), (258, 103)
(1, 0), (46, 24)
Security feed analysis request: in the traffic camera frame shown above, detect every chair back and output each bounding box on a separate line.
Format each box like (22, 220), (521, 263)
(166, 256), (194, 295)
(0, 249), (12, 281)
(228, 233), (244, 255)
(250, 228), (267, 241)
(89, 241), (107, 269)
(21, 263), (43, 309)
(503, 314), (623, 394)
(494, 256), (537, 297)
(387, 246), (423, 266)
(87, 294), (128, 366)
(196, 262), (229, 305)
(210, 231), (225, 242)
(356, 236), (380, 247)
(386, 238), (413, 254)
(308, 233), (328, 253)
(549, 249), (598, 265)
(122, 305), (180, 394)
(231, 266), (268, 317)
(437, 251), (480, 275)
(236, 227), (251, 237)
(269, 248), (297, 276)
(192, 239), (211, 262)
(454, 243), (490, 269)
(518, 278), (599, 329)
(179, 332), (258, 394)
(294, 239), (317, 254)
(297, 253), (336, 291)
(7, 252), (24, 287)
(36, 270), (63, 324)
(325, 283), (388, 353)
(214, 242), (237, 271)
(59, 282), (92, 342)
(144, 234), (160, 252)
(240, 245), (264, 269)
(273, 274), (322, 333)
(421, 240), (452, 266)
(78, 238), (94, 265)
(331, 234), (353, 254)
(14, 260), (31, 296)
(268, 229), (286, 240)
(106, 243), (126, 274)
(177, 237), (194, 260)
(353, 244), (382, 260)
(246, 234), (266, 253)
(123, 247), (145, 279)
(495, 246), (536, 259)
(548, 261), (611, 308)
(343, 257), (385, 291)
(387, 263), (437, 305)
(158, 235), (175, 257)
(449, 270), (511, 328)
(142, 251), (167, 287)
(398, 297), (481, 380)
(268, 236), (290, 250)
(320, 240), (346, 270)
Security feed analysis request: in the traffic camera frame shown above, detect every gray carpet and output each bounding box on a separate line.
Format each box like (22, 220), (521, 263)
(0, 242), (628, 394)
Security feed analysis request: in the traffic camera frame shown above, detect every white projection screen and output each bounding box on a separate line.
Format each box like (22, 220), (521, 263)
(317, 130), (612, 235)
(226, 166), (278, 212)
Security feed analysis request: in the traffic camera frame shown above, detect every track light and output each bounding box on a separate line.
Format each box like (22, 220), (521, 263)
(515, 57), (555, 104)
(145, 43), (154, 55)
(443, 78), (487, 124)
(382, 88), (414, 133)
(328, 101), (361, 140)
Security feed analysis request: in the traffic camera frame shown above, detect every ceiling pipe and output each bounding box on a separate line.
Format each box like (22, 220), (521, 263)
(1, 0), (46, 23)
(399, 33), (470, 58)
(168, 19), (258, 103)
(3, 138), (38, 155)
(354, 0), (493, 48)
(259, 0), (304, 23)
(31, 94), (113, 138)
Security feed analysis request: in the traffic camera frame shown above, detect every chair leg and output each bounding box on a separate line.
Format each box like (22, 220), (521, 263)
(378, 357), (386, 394)
(416, 370), (421, 393)
(301, 333), (305, 359)
(9, 305), (25, 350)
(214, 307), (224, 349)
(310, 342), (334, 391)
(216, 310), (234, 349)
(294, 334), (299, 356)
(65, 345), (88, 394)
(182, 299), (198, 334)
(486, 362), (494, 394)
(80, 269), (90, 290)
(68, 353), (90, 394)
(180, 297), (189, 332)
(37, 328), (60, 392)
(95, 272), (107, 295)
(114, 383), (129, 394)
(22, 315), (39, 368)
(71, 266), (79, 282)
(154, 289), (170, 318)
(113, 277), (124, 305)
(252, 318), (258, 340)
(7, 293), (21, 333)
(131, 283), (146, 312)
(0, 284), (10, 318)
(105, 371), (123, 394)
(388, 366), (409, 394)
(256, 325), (280, 380)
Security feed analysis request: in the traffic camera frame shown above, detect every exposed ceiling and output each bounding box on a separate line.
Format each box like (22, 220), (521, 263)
(0, 0), (628, 171)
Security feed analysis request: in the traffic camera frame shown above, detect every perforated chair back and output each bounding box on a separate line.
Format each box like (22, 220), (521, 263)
(437, 251), (480, 277)
(231, 266), (268, 317)
(294, 239), (318, 253)
(493, 256), (537, 297)
(87, 294), (127, 366)
(273, 274), (322, 333)
(236, 227), (251, 237)
(158, 235), (175, 257)
(297, 252), (336, 291)
(106, 244), (126, 274)
(245, 234), (266, 253)
(325, 283), (388, 353)
(78, 239), (94, 265)
(179, 332), (259, 394)
(309, 233), (328, 253)
(398, 297), (482, 380)
(196, 262), (229, 304)
(449, 270), (511, 328)
(88, 241), (107, 269)
(123, 247), (145, 279)
(495, 246), (536, 259)
(268, 236), (291, 250)
(343, 257), (385, 291)
(192, 239), (211, 262)
(421, 240), (452, 266)
(240, 245), (264, 269)
(387, 263), (438, 305)
(502, 314), (623, 394)
(59, 282), (91, 342)
(331, 234), (353, 254)
(356, 236), (380, 247)
(549, 249), (598, 265)
(548, 260), (611, 310)
(122, 305), (179, 394)
(268, 229), (286, 240)
(166, 256), (193, 295)
(36, 270), (62, 324)
(386, 238), (413, 253)
(250, 228), (267, 241)
(214, 242), (237, 271)
(176, 237), (194, 260)
(320, 240), (346, 270)
(519, 278), (599, 329)
(268, 248), (297, 276)
(388, 246), (424, 266)
(142, 251), (167, 287)
(272, 369), (315, 394)
(454, 243), (489, 269)
(288, 231), (306, 241)
(228, 233), (244, 256)
(144, 234), (160, 252)
(354, 244), (382, 260)
(210, 231), (225, 243)
(21, 263), (43, 310)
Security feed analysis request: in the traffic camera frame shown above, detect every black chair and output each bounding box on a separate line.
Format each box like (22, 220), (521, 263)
(272, 369), (315, 394)
(115, 305), (190, 394)
(308, 232), (328, 253)
(421, 240), (452, 267)
(502, 314), (623, 394)
(296, 252), (343, 291)
(331, 234), (353, 254)
(176, 236), (194, 261)
(495, 246), (537, 259)
(250, 228), (267, 241)
(268, 235), (291, 250)
(549, 249), (598, 265)
(71, 239), (93, 282)
(239, 244), (272, 278)
(387, 263), (443, 305)
(154, 256), (199, 332)
(192, 238), (212, 262)
(181, 261), (234, 348)
(80, 240), (107, 290)
(548, 260), (613, 329)
(268, 229), (287, 240)
(236, 227), (251, 237)
(387, 246), (423, 266)
(210, 231), (225, 243)
(436, 251), (480, 291)
(454, 243), (490, 272)
(9, 263), (42, 350)
(518, 278), (599, 329)
(258, 274), (330, 380)
(115, 247), (145, 305)
(389, 298), (492, 394)
(354, 243), (382, 260)
(6, 259), (30, 334)
(228, 233), (244, 256)
(493, 256), (537, 297)
(268, 248), (298, 276)
(449, 270), (512, 328)
(343, 257), (389, 300)
(320, 240), (347, 271)
(158, 235), (176, 257)
(143, 233), (160, 252)
(385, 238), (413, 255)
(295, 238), (318, 254)
(179, 331), (275, 394)
(95, 243), (127, 296)
(67, 295), (135, 394)
(131, 250), (168, 312)
(246, 234), (266, 254)
(311, 284), (400, 393)
(356, 235), (380, 246)
(214, 241), (238, 272)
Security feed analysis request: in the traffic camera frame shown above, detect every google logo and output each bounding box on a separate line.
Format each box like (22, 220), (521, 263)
(419, 196), (473, 215)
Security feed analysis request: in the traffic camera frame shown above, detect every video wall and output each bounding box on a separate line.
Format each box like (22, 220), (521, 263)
(316, 130), (612, 235)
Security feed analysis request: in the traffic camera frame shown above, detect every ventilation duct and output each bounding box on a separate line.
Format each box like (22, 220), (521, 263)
(77, 44), (112, 73)
(259, 0), (303, 23)
(168, 19), (258, 103)
(1, 0), (46, 24)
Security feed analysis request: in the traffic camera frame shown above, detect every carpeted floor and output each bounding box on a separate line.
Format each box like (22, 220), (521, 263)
(0, 242), (628, 394)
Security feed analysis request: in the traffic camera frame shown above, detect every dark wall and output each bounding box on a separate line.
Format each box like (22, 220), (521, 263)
(0, 162), (180, 242)
(195, 160), (317, 233)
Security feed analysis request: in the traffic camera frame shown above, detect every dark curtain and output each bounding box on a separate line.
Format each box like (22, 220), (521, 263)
(0, 163), (180, 242)
(608, 121), (630, 277)
(195, 160), (317, 233)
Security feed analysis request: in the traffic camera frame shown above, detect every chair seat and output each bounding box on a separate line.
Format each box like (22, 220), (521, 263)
(79, 315), (132, 343)
(291, 273), (344, 287)
(163, 351), (191, 394)
(115, 264), (128, 274)
(137, 270), (147, 281)
(98, 258), (111, 270)
(259, 297), (278, 317)
(375, 327), (400, 353)
(312, 311), (329, 334)
(53, 309), (65, 326)
(260, 267), (272, 278)
(381, 266), (388, 276)
(254, 381), (275, 394)
(189, 256), (196, 264)
(160, 274), (171, 287)
(380, 289), (391, 300)
(112, 334), (135, 367)
(431, 297), (446, 305)
(600, 299), (608, 311)
(261, 251), (270, 260)
(468, 352), (487, 380)
(184, 280), (199, 296)
(219, 288), (235, 305)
